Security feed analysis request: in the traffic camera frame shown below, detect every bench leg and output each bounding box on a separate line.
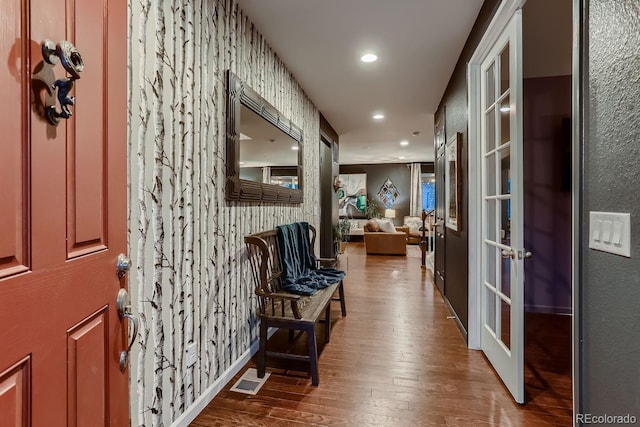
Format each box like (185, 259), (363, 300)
(307, 325), (319, 386)
(338, 280), (347, 316)
(258, 319), (267, 379)
(325, 304), (331, 344)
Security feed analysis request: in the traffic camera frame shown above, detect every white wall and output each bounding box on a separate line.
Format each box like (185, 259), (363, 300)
(127, 0), (320, 424)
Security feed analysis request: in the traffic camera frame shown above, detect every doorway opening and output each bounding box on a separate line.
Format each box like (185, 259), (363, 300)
(468, 0), (573, 411)
(521, 0), (573, 412)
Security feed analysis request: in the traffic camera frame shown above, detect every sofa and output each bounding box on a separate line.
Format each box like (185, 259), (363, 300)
(346, 218), (369, 239)
(363, 219), (408, 255)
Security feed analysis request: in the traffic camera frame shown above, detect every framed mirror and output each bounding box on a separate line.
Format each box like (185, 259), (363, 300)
(226, 71), (303, 203)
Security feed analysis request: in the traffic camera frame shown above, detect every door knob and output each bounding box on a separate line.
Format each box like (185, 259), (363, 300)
(116, 289), (138, 372)
(523, 250), (533, 259)
(116, 253), (131, 278)
(501, 249), (515, 259)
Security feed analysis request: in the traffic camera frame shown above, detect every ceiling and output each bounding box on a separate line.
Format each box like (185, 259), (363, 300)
(235, 0), (485, 165)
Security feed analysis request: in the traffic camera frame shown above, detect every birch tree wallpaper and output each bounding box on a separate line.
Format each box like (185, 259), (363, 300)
(128, 1), (320, 424)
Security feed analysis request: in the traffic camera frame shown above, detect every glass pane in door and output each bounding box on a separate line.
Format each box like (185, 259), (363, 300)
(501, 200), (511, 244)
(486, 153), (497, 196)
(500, 44), (510, 95)
(487, 199), (497, 242)
(485, 286), (496, 333)
(500, 145), (511, 195)
(485, 244), (497, 287)
(502, 257), (512, 298)
(486, 63), (495, 108)
(486, 107), (496, 152)
(500, 298), (511, 350)
(500, 95), (511, 145)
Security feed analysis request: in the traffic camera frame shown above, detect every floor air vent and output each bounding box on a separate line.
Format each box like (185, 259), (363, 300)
(229, 368), (270, 395)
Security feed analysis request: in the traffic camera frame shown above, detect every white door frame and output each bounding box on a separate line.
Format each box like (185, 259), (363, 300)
(467, 0), (527, 351)
(571, 0), (581, 418)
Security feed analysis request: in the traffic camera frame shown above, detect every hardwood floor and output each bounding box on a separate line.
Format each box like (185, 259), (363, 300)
(191, 242), (572, 426)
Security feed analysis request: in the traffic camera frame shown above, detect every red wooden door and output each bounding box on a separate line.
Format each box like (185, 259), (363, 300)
(0, 0), (128, 425)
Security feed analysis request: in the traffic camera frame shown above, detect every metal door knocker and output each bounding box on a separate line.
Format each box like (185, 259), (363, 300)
(41, 39), (84, 126)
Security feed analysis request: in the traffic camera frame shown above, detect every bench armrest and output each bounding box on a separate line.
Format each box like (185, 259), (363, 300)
(258, 291), (303, 318)
(273, 293), (303, 319)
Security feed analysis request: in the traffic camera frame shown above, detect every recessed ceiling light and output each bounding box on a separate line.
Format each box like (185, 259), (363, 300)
(291, 145), (299, 150)
(398, 156), (405, 160)
(500, 106), (510, 112)
(400, 140), (409, 146)
(372, 113), (385, 120)
(361, 53), (378, 63)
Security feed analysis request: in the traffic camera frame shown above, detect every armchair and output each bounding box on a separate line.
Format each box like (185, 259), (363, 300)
(403, 215), (434, 245)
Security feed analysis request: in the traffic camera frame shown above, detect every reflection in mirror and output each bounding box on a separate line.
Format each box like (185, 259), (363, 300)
(238, 104), (300, 189)
(226, 71), (303, 203)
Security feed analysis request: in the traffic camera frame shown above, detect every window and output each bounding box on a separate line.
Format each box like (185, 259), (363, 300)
(421, 173), (435, 211)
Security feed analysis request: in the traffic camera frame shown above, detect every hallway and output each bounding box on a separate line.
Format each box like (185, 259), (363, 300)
(192, 242), (572, 426)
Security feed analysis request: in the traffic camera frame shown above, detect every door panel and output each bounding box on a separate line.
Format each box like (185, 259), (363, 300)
(435, 145), (446, 294)
(434, 145), (447, 296)
(0, 0), (29, 278)
(67, 0), (106, 256)
(0, 0), (128, 425)
(67, 309), (108, 427)
(319, 136), (335, 258)
(0, 357), (30, 427)
(434, 106), (446, 294)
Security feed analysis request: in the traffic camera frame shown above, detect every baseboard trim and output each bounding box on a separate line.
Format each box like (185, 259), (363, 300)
(443, 296), (468, 343)
(170, 328), (276, 427)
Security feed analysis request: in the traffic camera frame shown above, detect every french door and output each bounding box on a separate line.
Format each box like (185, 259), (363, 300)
(479, 11), (526, 403)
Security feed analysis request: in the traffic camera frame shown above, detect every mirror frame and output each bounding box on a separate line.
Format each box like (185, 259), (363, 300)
(226, 70), (304, 203)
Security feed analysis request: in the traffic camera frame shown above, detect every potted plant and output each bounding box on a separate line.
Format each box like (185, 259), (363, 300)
(364, 197), (382, 220)
(333, 218), (351, 254)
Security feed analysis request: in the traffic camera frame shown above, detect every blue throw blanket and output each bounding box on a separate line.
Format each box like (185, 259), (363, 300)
(276, 222), (346, 296)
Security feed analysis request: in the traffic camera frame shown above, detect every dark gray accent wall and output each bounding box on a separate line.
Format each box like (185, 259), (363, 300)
(339, 163), (412, 225)
(434, 0), (502, 332)
(579, 0), (640, 418)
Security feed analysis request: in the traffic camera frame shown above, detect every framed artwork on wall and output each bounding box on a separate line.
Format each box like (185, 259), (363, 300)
(445, 132), (462, 231)
(377, 177), (399, 209)
(338, 173), (367, 218)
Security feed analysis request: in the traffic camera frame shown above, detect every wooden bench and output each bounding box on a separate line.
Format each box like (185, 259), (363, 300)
(244, 224), (346, 386)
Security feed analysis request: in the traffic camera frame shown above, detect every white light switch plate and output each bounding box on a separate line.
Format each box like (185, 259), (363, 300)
(589, 212), (630, 257)
(186, 341), (198, 367)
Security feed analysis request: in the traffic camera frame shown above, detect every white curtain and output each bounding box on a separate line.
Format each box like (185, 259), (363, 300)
(409, 163), (422, 216)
